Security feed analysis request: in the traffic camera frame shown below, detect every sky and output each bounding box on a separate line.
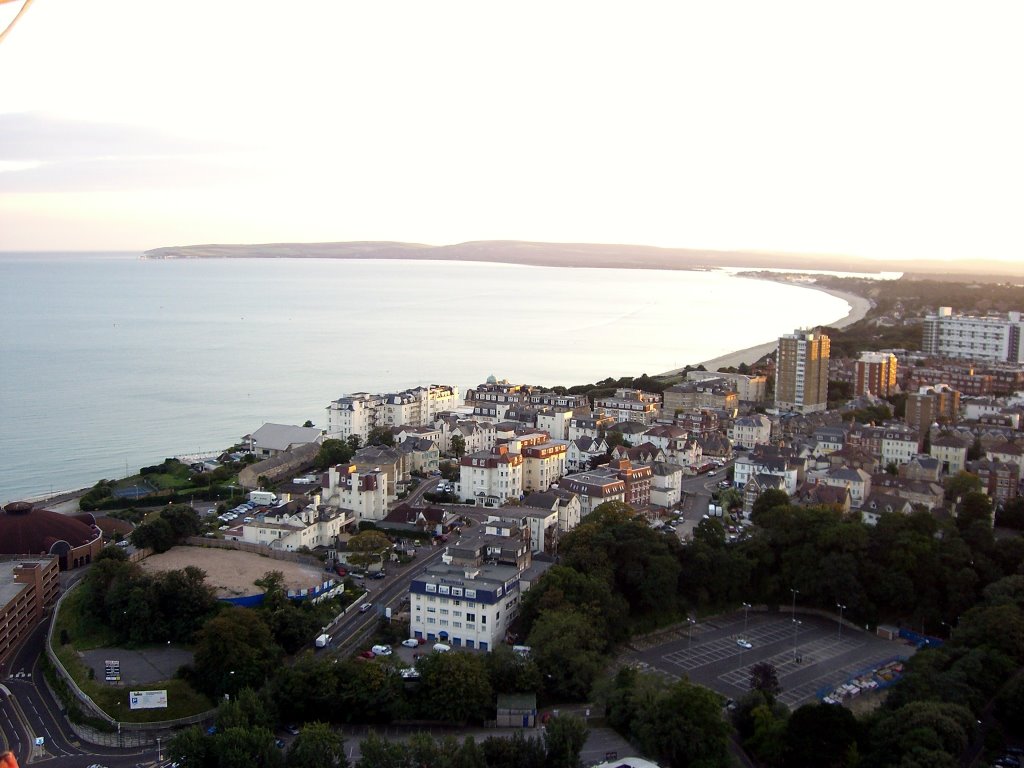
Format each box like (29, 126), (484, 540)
(1, 1), (1022, 263)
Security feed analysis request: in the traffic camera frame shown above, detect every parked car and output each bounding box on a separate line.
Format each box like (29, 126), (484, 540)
(359, 650), (375, 659)
(371, 644), (392, 656)
(286, 724), (300, 735)
(736, 638), (753, 649)
(401, 638), (419, 648)
(433, 643), (451, 653)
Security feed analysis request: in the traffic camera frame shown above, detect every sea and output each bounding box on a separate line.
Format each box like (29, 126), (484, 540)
(0, 252), (873, 504)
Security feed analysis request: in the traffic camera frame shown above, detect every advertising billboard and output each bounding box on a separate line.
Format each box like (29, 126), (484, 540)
(129, 690), (168, 709)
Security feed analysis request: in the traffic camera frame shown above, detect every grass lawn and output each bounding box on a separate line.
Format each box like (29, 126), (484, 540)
(53, 587), (214, 722)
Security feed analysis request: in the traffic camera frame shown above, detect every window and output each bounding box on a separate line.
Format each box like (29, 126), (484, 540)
(425, 583), (437, 593)
(466, 613), (476, 622)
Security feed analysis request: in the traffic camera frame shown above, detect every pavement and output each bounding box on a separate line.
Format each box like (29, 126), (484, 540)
(626, 609), (912, 709)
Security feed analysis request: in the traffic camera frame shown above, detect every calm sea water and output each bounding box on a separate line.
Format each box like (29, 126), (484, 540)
(0, 253), (853, 503)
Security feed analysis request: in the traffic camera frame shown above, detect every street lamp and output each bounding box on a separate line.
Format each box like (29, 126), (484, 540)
(792, 619), (801, 662)
(742, 602), (751, 636)
(687, 617), (697, 651)
(790, 588), (799, 622)
(157, 737), (162, 762)
(836, 603), (847, 641)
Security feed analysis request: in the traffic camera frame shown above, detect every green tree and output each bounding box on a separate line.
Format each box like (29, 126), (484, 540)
(215, 726), (283, 768)
(366, 427), (395, 447)
(784, 702), (861, 768)
(414, 651), (493, 723)
(749, 662), (782, 703)
(945, 470), (982, 502)
(286, 722), (348, 768)
(346, 530), (392, 570)
(528, 609), (607, 701)
(751, 489), (791, 520)
(167, 725), (212, 768)
(450, 434), (466, 459)
(162, 503), (202, 539)
(631, 680), (731, 768)
(346, 434), (362, 452)
(544, 713), (589, 768)
(315, 439), (354, 470)
(481, 732), (546, 768)
(356, 731), (412, 768)
(956, 491), (992, 531)
(130, 516), (176, 552)
(192, 608), (282, 699)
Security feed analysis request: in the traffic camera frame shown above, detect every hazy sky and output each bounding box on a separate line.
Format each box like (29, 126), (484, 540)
(2, 1), (1022, 262)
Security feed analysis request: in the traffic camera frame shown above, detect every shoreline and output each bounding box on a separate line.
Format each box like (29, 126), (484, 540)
(659, 281), (873, 376)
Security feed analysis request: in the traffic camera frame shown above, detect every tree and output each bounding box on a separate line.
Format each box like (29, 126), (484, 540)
(315, 439), (354, 470)
(303, 420), (314, 428)
(749, 662), (782, 703)
(215, 726), (283, 768)
(527, 610), (606, 700)
(346, 434), (362, 452)
(751, 489), (791, 520)
(956, 491), (993, 531)
(784, 702), (861, 768)
(414, 651), (493, 723)
(366, 427), (395, 447)
(192, 608), (282, 698)
(544, 714), (589, 768)
(130, 516), (176, 552)
(167, 725), (212, 768)
(631, 680), (732, 768)
(161, 503), (202, 539)
(945, 471), (982, 502)
(286, 722), (348, 768)
(450, 434), (466, 459)
(346, 530), (392, 570)
(356, 730), (412, 768)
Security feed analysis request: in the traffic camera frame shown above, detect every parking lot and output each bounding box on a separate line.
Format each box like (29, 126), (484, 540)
(630, 610), (912, 708)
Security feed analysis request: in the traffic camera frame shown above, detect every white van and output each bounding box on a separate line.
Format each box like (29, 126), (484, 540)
(432, 643), (451, 653)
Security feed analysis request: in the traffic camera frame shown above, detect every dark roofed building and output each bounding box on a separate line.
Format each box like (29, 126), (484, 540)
(0, 502), (104, 570)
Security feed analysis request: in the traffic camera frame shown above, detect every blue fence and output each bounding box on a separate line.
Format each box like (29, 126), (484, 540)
(218, 578), (342, 607)
(897, 628), (944, 649)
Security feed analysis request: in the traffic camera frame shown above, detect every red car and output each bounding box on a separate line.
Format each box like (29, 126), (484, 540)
(359, 650), (375, 659)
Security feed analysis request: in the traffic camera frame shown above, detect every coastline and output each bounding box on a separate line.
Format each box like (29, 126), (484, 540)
(659, 282), (873, 376)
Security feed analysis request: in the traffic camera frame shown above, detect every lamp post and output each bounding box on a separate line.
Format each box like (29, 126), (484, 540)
(836, 603), (847, 641)
(157, 737), (162, 762)
(742, 602), (751, 636)
(792, 619), (801, 662)
(687, 617), (696, 651)
(790, 588), (799, 622)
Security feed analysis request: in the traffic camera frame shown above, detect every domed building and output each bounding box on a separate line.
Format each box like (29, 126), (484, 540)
(0, 502), (104, 570)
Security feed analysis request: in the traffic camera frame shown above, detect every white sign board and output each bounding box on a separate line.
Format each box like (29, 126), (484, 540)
(34, 737), (45, 746)
(129, 690), (168, 709)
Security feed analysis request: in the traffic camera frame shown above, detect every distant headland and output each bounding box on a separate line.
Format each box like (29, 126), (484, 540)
(142, 240), (1024, 279)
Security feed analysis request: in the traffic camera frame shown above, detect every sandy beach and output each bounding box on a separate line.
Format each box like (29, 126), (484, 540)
(660, 282), (873, 376)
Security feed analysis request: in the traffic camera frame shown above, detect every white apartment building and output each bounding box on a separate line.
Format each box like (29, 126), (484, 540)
(517, 436), (568, 493)
(568, 414), (618, 442)
(457, 445), (524, 505)
(326, 386), (459, 442)
(594, 389), (662, 425)
(558, 470), (626, 516)
(922, 307), (1024, 363)
(650, 462), (684, 508)
(730, 414), (773, 449)
(536, 408), (573, 440)
(687, 370), (769, 402)
(229, 506), (351, 551)
(880, 427), (921, 467)
(320, 464), (389, 522)
(930, 434), (970, 476)
(566, 437), (607, 472)
(522, 489), (582, 535)
(409, 563), (521, 651)
(818, 467), (872, 508)
(733, 454), (800, 495)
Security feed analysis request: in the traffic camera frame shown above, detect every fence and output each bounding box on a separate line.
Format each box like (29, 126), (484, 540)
(184, 536), (324, 568)
(45, 582), (216, 746)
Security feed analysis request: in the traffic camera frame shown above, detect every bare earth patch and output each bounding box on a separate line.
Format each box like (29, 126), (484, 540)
(139, 546), (325, 598)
